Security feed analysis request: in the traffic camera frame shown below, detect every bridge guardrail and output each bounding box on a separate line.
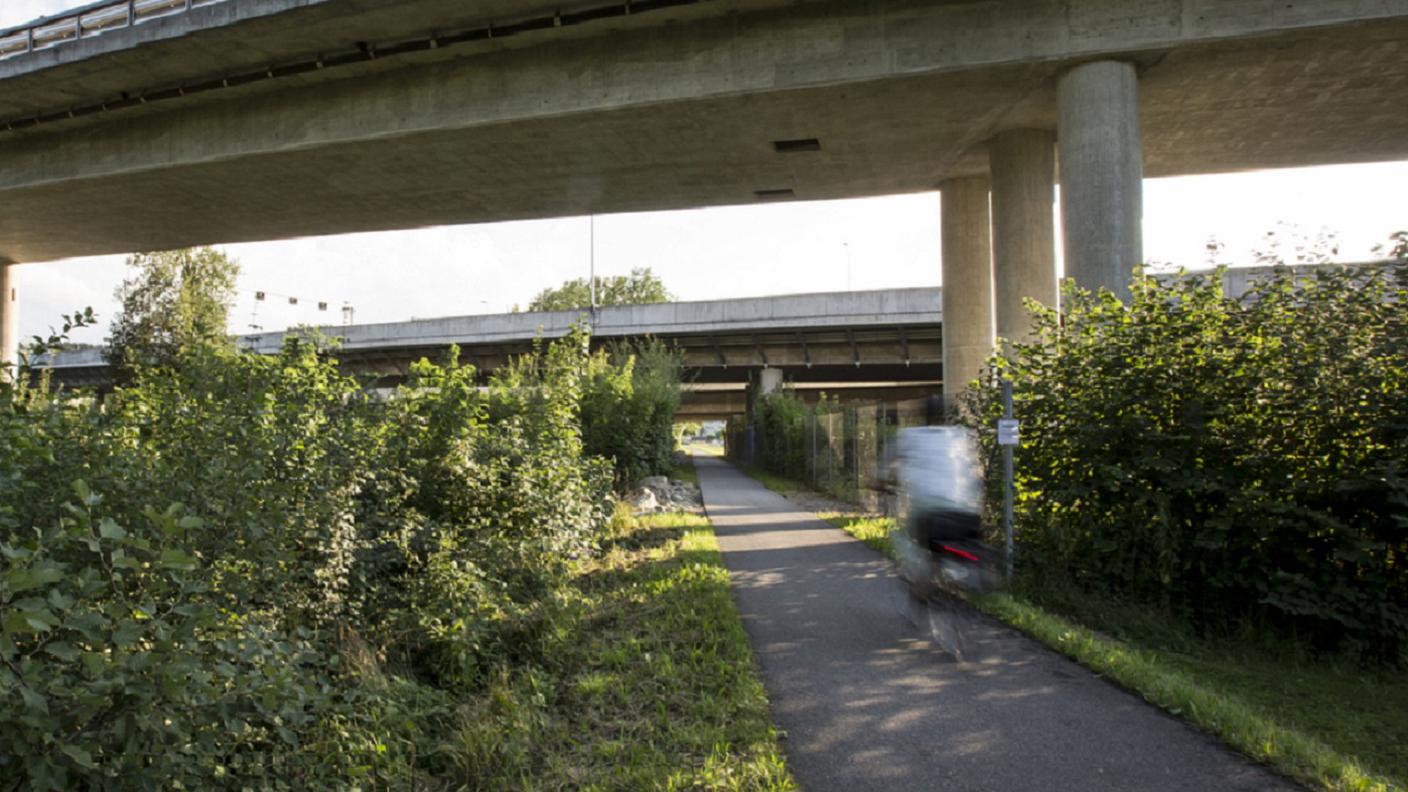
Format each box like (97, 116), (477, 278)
(0, 0), (226, 60)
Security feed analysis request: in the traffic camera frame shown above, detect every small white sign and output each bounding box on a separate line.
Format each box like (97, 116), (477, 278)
(997, 418), (1020, 447)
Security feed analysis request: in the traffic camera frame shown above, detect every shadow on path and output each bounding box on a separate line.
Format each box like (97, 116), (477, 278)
(696, 456), (1300, 792)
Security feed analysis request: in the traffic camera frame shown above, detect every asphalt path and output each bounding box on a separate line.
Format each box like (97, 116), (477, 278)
(695, 456), (1300, 792)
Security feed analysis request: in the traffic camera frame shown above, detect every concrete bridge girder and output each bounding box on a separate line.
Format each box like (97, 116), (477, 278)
(4, 0), (1407, 396)
(2, 1), (1408, 262)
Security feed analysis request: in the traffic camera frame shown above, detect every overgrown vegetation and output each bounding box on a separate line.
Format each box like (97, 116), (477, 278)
(963, 264), (1408, 664)
(750, 391), (811, 480)
(0, 305), (726, 789)
(727, 391), (849, 497)
(580, 339), (683, 487)
(443, 511), (795, 790)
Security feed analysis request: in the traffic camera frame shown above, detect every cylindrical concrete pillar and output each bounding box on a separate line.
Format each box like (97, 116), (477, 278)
(989, 128), (1058, 344)
(0, 262), (17, 382)
(758, 366), (783, 395)
(1057, 60), (1143, 301)
(939, 177), (994, 413)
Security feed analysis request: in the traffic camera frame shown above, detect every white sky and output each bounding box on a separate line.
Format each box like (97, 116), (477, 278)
(5, 2), (1406, 346)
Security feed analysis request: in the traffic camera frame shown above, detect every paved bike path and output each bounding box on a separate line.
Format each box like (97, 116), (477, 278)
(696, 456), (1298, 792)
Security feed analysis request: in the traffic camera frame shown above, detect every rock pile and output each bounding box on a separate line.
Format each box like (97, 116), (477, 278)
(626, 475), (704, 514)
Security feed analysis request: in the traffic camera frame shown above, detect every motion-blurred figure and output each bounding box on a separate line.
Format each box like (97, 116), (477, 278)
(892, 427), (998, 660)
(894, 427), (998, 598)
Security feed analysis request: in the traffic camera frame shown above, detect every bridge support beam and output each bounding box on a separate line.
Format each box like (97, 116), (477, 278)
(1058, 60), (1144, 302)
(0, 262), (16, 382)
(758, 367), (784, 395)
(990, 128), (1058, 345)
(939, 177), (994, 414)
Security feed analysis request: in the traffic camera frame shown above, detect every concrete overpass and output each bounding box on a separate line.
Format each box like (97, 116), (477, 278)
(4, 0), (1408, 399)
(43, 287), (946, 416)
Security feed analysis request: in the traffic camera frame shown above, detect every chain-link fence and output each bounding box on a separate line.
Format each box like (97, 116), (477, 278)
(725, 399), (930, 513)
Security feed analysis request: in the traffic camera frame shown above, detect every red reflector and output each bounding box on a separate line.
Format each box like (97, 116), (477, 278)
(941, 544), (980, 562)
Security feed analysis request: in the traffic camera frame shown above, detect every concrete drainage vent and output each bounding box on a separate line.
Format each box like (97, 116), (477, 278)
(754, 188), (796, 201)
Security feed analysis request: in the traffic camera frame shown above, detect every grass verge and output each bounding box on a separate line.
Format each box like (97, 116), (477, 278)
(731, 466), (1403, 792)
(441, 512), (796, 791)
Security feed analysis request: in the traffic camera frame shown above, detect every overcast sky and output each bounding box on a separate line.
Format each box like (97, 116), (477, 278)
(5, 2), (1406, 346)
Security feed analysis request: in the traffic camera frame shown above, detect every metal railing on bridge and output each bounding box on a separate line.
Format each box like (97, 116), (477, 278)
(0, 0), (227, 60)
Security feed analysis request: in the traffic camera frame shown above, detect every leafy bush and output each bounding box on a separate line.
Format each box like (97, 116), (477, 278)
(1, 326), (630, 788)
(579, 338), (682, 488)
(962, 264), (1408, 663)
(754, 391), (810, 480)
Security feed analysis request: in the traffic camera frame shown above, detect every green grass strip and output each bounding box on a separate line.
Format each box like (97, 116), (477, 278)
(442, 511), (796, 791)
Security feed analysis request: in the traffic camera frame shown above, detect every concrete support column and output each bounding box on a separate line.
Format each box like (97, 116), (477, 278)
(939, 177), (994, 413)
(1057, 60), (1143, 301)
(0, 262), (16, 382)
(989, 128), (1058, 344)
(758, 367), (784, 395)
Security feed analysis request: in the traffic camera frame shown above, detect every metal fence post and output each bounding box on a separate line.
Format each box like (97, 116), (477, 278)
(809, 414), (817, 489)
(1002, 379), (1015, 581)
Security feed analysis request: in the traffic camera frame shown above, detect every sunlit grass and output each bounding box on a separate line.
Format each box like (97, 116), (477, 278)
(441, 512), (796, 791)
(684, 442), (725, 458)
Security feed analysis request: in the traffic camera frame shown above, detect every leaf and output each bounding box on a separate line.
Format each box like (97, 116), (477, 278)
(19, 685), (48, 714)
(6, 565), (63, 596)
(98, 519), (127, 541)
(159, 549), (198, 572)
(61, 744), (96, 769)
(45, 641), (80, 662)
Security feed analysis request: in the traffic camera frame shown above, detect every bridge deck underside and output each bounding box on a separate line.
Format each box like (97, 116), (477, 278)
(2, 1), (1407, 262)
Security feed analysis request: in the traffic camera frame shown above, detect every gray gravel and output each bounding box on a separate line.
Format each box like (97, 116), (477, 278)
(696, 456), (1301, 792)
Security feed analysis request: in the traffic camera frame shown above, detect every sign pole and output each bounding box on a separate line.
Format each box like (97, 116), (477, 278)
(1000, 379), (1015, 582)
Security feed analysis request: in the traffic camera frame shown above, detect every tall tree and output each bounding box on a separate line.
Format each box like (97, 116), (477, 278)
(527, 267), (673, 312)
(106, 247), (239, 383)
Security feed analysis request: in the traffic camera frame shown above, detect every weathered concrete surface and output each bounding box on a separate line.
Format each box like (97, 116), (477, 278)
(696, 455), (1302, 792)
(43, 287), (945, 387)
(758, 366), (784, 395)
(1059, 60), (1145, 300)
(939, 177), (992, 411)
(990, 128), (1058, 342)
(677, 382), (938, 420)
(0, 262), (16, 378)
(3, 0), (1408, 261)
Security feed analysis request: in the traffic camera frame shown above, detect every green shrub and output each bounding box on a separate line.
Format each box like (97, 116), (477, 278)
(963, 264), (1408, 663)
(751, 391), (804, 480)
(1, 326), (621, 788)
(579, 338), (682, 488)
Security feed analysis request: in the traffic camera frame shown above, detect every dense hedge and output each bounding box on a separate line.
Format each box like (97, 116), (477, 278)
(963, 265), (1408, 663)
(0, 329), (623, 788)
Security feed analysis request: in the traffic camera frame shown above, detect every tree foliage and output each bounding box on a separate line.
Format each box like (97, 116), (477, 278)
(962, 263), (1408, 663)
(105, 247), (239, 383)
(527, 267), (672, 312)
